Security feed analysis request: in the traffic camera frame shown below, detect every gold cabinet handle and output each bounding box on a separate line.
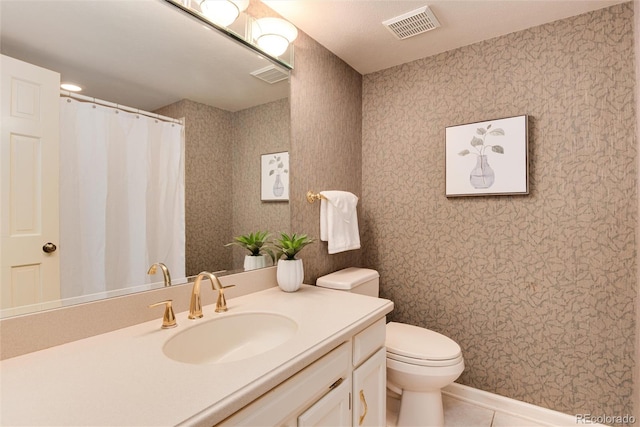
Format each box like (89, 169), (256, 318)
(359, 389), (368, 426)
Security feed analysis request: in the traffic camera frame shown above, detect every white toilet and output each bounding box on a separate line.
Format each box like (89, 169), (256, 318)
(316, 267), (464, 427)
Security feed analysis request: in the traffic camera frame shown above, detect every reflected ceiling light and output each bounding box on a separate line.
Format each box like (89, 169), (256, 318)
(199, 0), (249, 27)
(252, 17), (298, 57)
(60, 82), (82, 92)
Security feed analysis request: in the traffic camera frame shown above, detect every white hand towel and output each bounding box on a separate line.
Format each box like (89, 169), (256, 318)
(319, 191), (361, 254)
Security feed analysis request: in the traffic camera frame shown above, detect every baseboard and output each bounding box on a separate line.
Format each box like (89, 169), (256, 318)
(442, 383), (607, 427)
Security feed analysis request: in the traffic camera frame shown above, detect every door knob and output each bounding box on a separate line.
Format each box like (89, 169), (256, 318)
(42, 242), (57, 253)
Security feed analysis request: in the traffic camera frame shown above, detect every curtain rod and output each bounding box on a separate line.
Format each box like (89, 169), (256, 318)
(60, 90), (184, 126)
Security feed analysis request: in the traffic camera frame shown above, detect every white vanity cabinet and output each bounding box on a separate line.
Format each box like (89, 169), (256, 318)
(220, 317), (387, 427)
(351, 318), (387, 427)
(298, 377), (352, 426)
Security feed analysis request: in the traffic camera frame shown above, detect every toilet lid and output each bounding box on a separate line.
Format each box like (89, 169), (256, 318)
(385, 322), (462, 361)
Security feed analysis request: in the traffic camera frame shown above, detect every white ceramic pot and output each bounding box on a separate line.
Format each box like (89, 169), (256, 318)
(276, 259), (303, 292)
(244, 255), (267, 271)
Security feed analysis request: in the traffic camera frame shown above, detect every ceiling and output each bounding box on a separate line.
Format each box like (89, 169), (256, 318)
(264, 0), (629, 75)
(0, 0), (289, 112)
(0, 0), (628, 112)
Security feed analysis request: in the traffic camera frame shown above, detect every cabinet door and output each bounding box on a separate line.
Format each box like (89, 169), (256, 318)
(353, 347), (386, 427)
(298, 377), (351, 427)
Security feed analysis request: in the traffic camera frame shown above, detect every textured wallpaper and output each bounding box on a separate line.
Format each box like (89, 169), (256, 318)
(157, 98), (291, 274)
(289, 29), (364, 282)
(155, 99), (234, 276)
(361, 3), (636, 418)
(231, 98), (291, 270)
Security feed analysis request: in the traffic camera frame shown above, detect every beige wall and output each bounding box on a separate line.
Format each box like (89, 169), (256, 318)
(289, 29), (364, 282)
(361, 3), (636, 417)
(231, 98), (291, 269)
(157, 98), (291, 274)
(155, 100), (234, 276)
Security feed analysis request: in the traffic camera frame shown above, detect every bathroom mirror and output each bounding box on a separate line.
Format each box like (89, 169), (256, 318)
(0, 0), (290, 318)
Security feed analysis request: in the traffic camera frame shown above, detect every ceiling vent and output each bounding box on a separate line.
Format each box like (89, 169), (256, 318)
(250, 65), (290, 84)
(383, 6), (441, 40)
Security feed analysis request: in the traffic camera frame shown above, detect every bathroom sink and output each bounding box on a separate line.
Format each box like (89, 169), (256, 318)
(163, 312), (298, 364)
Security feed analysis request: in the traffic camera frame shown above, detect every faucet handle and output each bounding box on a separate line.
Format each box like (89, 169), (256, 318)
(215, 285), (235, 313)
(148, 300), (177, 329)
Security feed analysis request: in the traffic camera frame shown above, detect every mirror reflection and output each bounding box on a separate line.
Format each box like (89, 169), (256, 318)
(0, 0), (291, 318)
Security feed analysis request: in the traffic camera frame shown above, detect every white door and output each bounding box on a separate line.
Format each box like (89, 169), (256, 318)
(298, 377), (352, 427)
(353, 347), (387, 427)
(1, 54), (60, 309)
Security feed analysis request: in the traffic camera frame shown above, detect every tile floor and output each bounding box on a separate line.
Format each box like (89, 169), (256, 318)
(387, 394), (547, 427)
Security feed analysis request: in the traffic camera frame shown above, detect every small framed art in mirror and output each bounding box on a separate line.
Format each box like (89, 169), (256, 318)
(261, 151), (290, 201)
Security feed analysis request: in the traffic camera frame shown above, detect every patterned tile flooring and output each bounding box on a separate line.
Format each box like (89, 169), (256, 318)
(387, 394), (547, 427)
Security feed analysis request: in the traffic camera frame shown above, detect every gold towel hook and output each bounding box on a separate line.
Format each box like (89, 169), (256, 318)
(306, 191), (326, 203)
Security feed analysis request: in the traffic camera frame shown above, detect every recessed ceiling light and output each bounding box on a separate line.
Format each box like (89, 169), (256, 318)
(60, 82), (82, 92)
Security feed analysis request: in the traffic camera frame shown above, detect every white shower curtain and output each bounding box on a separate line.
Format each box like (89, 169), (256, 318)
(59, 98), (185, 298)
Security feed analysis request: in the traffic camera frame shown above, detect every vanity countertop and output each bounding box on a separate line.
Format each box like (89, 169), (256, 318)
(0, 285), (393, 426)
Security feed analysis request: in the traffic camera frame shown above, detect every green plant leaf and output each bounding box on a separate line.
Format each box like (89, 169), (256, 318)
(492, 145), (504, 154)
(225, 231), (273, 256)
(269, 159), (275, 164)
(470, 136), (483, 147)
(269, 170), (274, 176)
(278, 162), (284, 168)
(489, 128), (505, 136)
(487, 124), (492, 129)
(476, 128), (486, 135)
(458, 149), (470, 156)
(273, 232), (315, 260)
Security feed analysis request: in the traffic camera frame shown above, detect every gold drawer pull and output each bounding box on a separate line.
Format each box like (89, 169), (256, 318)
(359, 389), (368, 425)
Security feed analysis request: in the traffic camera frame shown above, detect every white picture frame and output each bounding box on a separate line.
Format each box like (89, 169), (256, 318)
(445, 115), (529, 197)
(261, 151), (289, 201)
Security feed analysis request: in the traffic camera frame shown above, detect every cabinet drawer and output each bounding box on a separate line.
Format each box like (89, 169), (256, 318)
(219, 342), (350, 426)
(353, 317), (386, 367)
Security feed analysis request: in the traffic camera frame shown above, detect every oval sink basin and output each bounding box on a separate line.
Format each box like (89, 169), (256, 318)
(163, 312), (298, 364)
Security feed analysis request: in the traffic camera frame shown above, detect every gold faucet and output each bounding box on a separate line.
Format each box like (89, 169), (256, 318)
(148, 300), (177, 329)
(147, 262), (172, 287)
(188, 271), (234, 319)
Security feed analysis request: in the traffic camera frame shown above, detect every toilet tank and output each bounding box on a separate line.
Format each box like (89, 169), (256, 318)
(316, 267), (379, 297)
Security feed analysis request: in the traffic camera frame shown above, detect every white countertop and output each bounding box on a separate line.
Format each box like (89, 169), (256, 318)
(0, 285), (393, 426)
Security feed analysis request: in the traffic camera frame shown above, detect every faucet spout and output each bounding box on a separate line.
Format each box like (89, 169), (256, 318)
(147, 262), (172, 287)
(189, 271), (225, 319)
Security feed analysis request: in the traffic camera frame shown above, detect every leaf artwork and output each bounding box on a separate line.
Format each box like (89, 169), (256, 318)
(268, 154), (288, 176)
(456, 122), (506, 190)
(458, 123), (505, 157)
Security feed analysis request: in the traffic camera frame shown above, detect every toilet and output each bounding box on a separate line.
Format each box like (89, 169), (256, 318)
(316, 267), (464, 427)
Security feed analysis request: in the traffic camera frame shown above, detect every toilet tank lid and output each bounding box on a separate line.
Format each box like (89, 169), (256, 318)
(316, 267), (379, 290)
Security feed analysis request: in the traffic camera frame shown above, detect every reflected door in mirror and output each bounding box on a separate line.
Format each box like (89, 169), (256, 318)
(1, 55), (61, 309)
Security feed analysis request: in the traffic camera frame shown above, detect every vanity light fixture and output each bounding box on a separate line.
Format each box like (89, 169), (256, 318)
(60, 82), (82, 92)
(252, 17), (298, 57)
(199, 0), (249, 27)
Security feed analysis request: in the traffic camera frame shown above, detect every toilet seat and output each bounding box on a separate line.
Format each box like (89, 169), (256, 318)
(386, 322), (462, 367)
(387, 351), (464, 367)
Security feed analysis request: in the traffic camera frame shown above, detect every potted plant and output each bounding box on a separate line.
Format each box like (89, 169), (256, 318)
(225, 231), (275, 271)
(273, 232), (315, 292)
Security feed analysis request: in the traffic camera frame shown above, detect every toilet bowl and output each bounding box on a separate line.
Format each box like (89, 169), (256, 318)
(316, 268), (464, 427)
(386, 321), (464, 426)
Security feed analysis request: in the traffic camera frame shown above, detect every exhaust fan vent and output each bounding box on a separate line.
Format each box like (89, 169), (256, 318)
(383, 6), (441, 40)
(250, 65), (290, 84)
